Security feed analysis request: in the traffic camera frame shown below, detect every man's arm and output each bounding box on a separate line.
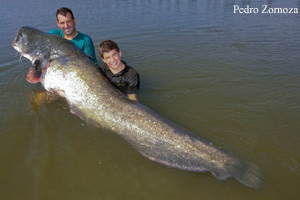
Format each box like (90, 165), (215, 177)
(84, 36), (98, 65)
(125, 67), (140, 101)
(49, 29), (63, 36)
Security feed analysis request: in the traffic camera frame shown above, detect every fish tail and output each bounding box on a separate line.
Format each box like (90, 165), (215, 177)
(233, 161), (264, 190)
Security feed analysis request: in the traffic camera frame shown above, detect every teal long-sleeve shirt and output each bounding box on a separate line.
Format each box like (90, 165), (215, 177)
(49, 29), (98, 65)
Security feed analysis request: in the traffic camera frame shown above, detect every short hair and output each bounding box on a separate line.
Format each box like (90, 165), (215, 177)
(56, 7), (74, 21)
(98, 40), (120, 58)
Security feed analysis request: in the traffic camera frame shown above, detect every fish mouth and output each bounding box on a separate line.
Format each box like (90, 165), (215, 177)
(11, 35), (47, 84)
(11, 30), (21, 51)
(11, 34), (17, 47)
(11, 41), (20, 54)
(11, 37), (30, 61)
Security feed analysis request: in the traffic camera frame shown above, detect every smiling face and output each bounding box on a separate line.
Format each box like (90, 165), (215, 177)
(57, 12), (77, 39)
(101, 49), (125, 74)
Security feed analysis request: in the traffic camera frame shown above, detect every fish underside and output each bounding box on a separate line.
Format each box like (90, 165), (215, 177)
(12, 26), (263, 190)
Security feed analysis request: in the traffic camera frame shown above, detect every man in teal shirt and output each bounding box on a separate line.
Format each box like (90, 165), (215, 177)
(49, 7), (98, 65)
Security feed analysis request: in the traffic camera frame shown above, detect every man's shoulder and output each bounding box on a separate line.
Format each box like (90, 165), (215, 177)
(124, 63), (139, 77)
(99, 63), (110, 74)
(77, 31), (93, 41)
(49, 29), (63, 36)
(123, 62), (140, 92)
(99, 62), (108, 69)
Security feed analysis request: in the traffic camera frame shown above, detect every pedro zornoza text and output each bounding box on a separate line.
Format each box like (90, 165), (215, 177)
(233, 5), (299, 14)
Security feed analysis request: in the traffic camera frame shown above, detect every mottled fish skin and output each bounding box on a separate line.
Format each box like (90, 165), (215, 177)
(12, 26), (263, 190)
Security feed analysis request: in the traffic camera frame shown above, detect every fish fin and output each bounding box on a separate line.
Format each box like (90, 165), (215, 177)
(233, 161), (264, 190)
(211, 171), (230, 182)
(144, 153), (209, 173)
(131, 139), (263, 190)
(26, 59), (49, 83)
(209, 158), (263, 190)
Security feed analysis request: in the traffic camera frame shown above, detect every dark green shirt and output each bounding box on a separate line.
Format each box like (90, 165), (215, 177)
(49, 29), (98, 65)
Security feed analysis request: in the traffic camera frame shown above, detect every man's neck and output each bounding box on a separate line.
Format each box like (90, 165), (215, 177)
(111, 62), (125, 74)
(64, 31), (78, 40)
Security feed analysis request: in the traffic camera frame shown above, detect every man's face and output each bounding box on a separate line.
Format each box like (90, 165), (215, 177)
(102, 49), (122, 71)
(57, 12), (76, 36)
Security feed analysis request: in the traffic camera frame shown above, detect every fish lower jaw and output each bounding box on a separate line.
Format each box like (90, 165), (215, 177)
(13, 47), (35, 62)
(12, 45), (21, 53)
(22, 54), (35, 62)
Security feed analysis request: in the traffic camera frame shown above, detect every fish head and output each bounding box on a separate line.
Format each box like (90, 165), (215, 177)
(12, 26), (50, 62)
(12, 26), (52, 83)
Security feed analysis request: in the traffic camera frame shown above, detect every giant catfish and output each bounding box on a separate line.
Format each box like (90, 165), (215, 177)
(12, 26), (263, 189)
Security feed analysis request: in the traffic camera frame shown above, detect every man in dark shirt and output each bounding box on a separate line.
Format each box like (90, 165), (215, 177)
(98, 40), (140, 101)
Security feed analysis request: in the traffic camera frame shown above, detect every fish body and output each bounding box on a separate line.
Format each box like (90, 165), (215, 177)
(12, 26), (263, 189)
